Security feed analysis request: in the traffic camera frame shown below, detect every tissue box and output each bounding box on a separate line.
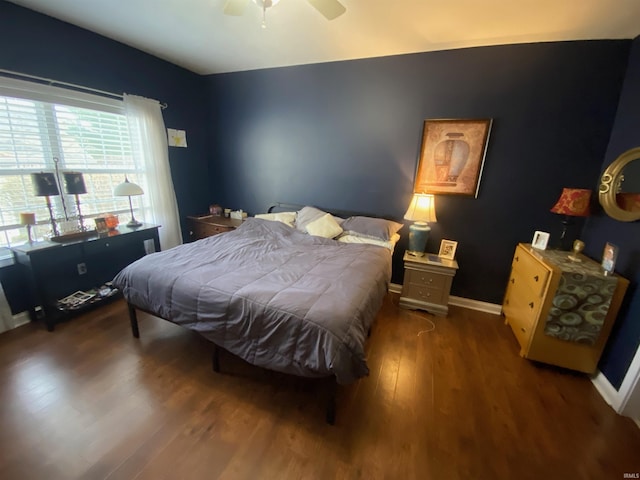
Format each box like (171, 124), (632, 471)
(230, 210), (247, 220)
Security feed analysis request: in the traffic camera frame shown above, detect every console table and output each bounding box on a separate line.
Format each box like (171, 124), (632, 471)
(11, 224), (160, 331)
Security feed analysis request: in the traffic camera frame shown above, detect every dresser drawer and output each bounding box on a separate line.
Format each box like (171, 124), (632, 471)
(192, 222), (232, 239)
(405, 269), (448, 291)
(512, 245), (550, 296)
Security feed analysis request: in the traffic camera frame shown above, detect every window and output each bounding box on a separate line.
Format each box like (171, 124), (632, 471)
(0, 78), (147, 247)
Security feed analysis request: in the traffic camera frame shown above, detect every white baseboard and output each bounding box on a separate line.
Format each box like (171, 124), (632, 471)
(390, 283), (502, 315)
(448, 295), (502, 315)
(591, 370), (621, 411)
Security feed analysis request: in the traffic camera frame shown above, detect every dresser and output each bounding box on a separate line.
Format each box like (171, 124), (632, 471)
(400, 252), (458, 316)
(502, 243), (629, 373)
(11, 224), (160, 331)
(186, 215), (243, 241)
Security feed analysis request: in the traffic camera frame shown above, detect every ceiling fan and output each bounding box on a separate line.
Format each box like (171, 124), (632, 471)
(224, 0), (346, 23)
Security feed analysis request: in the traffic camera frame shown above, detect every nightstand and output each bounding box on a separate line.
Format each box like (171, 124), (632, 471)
(186, 215), (243, 241)
(399, 252), (458, 316)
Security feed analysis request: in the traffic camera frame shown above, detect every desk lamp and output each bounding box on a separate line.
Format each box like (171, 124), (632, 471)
(114, 177), (144, 227)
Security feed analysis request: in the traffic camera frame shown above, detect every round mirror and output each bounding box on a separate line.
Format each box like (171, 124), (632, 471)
(598, 147), (640, 222)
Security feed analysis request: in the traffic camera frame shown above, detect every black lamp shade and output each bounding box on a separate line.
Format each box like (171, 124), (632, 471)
(63, 172), (87, 195)
(31, 172), (60, 196)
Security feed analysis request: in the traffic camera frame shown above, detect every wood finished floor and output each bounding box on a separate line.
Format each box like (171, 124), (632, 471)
(1, 294), (639, 480)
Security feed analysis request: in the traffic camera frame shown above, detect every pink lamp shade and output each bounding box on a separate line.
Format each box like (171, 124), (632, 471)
(550, 188), (592, 217)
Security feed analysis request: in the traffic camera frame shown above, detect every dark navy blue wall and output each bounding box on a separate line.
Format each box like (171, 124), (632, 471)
(0, 2), (210, 241)
(206, 42), (630, 299)
(583, 36), (640, 389)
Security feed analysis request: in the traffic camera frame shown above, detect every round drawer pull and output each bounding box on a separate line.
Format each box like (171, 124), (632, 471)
(528, 302), (534, 309)
(534, 275), (539, 282)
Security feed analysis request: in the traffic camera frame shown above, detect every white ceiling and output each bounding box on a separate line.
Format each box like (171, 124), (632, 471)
(9, 0), (640, 75)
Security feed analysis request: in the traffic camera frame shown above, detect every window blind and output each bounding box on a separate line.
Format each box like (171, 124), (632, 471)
(0, 78), (145, 247)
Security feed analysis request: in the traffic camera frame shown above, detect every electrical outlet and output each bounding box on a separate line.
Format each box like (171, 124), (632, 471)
(77, 262), (87, 275)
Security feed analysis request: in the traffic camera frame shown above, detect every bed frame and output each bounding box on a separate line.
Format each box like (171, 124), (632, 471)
(124, 202), (391, 425)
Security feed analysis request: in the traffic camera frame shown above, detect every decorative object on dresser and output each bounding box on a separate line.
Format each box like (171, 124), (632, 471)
(20, 213), (36, 244)
(400, 251), (458, 316)
(404, 193), (437, 257)
(601, 242), (618, 275)
(209, 204), (223, 216)
(567, 239), (585, 262)
(550, 188), (591, 250)
(531, 230), (550, 250)
(502, 243), (629, 373)
(414, 118), (492, 197)
(113, 177), (144, 227)
(186, 215), (243, 241)
(31, 172), (61, 237)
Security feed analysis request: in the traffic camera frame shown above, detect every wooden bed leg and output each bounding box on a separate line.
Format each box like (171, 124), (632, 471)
(212, 345), (220, 373)
(128, 303), (139, 338)
(325, 377), (337, 425)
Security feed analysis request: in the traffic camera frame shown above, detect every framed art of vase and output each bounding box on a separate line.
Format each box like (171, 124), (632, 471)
(414, 118), (493, 197)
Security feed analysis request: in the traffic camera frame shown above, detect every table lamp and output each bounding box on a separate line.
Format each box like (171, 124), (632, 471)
(63, 172), (87, 231)
(20, 212), (36, 244)
(31, 172), (60, 237)
(114, 177), (144, 227)
(550, 188), (591, 250)
(404, 193), (437, 257)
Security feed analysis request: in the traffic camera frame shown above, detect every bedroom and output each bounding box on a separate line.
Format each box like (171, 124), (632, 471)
(1, 0), (640, 477)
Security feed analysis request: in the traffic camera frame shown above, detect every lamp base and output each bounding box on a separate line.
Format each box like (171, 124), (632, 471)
(408, 222), (431, 257)
(127, 219), (143, 228)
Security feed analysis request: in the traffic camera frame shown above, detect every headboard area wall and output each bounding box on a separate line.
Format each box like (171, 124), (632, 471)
(206, 40), (630, 304)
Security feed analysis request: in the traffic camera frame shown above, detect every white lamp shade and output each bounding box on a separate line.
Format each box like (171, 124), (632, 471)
(114, 179), (144, 197)
(404, 194), (437, 223)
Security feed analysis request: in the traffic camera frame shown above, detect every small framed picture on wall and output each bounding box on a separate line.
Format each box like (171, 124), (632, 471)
(438, 239), (458, 260)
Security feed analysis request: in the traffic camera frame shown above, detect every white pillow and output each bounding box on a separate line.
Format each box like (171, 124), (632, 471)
(254, 212), (296, 228)
(305, 213), (343, 238)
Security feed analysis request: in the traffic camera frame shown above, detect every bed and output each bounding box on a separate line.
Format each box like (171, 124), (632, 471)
(112, 205), (402, 423)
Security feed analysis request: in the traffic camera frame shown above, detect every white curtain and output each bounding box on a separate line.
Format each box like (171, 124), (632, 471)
(0, 283), (29, 334)
(124, 94), (182, 250)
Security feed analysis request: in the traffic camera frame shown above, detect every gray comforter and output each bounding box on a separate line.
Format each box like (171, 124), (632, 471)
(113, 218), (392, 384)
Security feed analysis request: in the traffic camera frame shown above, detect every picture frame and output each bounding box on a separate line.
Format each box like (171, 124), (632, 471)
(438, 239), (458, 260)
(601, 242), (618, 275)
(531, 231), (550, 250)
(414, 118), (493, 197)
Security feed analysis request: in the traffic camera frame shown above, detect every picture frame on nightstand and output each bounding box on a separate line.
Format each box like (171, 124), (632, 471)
(438, 239), (458, 260)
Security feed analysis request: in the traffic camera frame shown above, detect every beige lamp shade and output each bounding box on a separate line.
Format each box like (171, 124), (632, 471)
(113, 178), (144, 196)
(20, 212), (36, 225)
(404, 193), (437, 223)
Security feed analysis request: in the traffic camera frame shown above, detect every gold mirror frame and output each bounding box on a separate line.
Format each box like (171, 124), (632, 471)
(598, 146), (640, 222)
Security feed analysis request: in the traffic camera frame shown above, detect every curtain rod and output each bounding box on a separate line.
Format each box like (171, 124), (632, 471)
(0, 69), (168, 109)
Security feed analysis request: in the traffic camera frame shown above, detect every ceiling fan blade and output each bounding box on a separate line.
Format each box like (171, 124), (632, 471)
(224, 0), (250, 16)
(307, 0), (346, 20)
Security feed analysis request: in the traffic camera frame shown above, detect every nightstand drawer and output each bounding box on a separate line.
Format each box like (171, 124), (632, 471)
(404, 283), (446, 305)
(405, 269), (447, 290)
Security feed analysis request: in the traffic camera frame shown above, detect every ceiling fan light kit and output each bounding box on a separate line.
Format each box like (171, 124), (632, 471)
(224, 0), (345, 25)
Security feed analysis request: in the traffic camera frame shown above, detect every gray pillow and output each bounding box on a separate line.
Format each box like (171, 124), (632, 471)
(340, 216), (403, 241)
(296, 206), (329, 232)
